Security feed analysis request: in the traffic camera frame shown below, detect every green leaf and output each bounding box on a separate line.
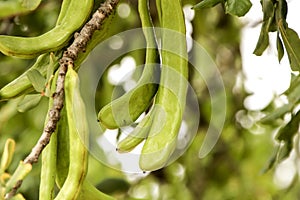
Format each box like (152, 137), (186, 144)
(267, 110), (300, 169)
(262, 145), (279, 173)
(287, 74), (300, 94)
(253, 22), (271, 55)
(263, 141), (292, 172)
(260, 104), (291, 123)
(26, 69), (46, 93)
(192, 0), (224, 9)
(287, 77), (300, 103)
(262, 0), (275, 20)
(277, 141), (293, 163)
(46, 53), (56, 83)
(276, 33), (284, 62)
(261, 79), (300, 124)
(275, 0), (288, 23)
(276, 111), (300, 141)
(96, 178), (130, 194)
(253, 0), (276, 55)
(44, 53), (58, 97)
(225, 0), (252, 17)
(279, 26), (300, 71)
(17, 94), (42, 113)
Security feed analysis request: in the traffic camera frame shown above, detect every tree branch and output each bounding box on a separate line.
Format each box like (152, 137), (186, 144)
(5, 0), (120, 199)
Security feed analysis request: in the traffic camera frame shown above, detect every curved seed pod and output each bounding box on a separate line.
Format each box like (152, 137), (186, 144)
(55, 66), (88, 200)
(55, 111), (113, 200)
(0, 0), (93, 58)
(39, 70), (59, 200)
(56, 0), (72, 26)
(117, 112), (153, 153)
(139, 0), (188, 171)
(98, 0), (159, 129)
(55, 107), (69, 189)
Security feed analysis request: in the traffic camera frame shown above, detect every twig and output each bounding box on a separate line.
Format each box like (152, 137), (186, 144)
(5, 0), (119, 199)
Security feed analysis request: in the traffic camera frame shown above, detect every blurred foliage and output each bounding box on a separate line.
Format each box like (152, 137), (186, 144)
(0, 0), (300, 199)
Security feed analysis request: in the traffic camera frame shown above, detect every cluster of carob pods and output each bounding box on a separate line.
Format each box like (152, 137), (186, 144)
(0, 0), (189, 199)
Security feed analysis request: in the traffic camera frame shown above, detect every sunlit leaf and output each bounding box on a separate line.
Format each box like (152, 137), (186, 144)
(225, 0), (252, 17)
(17, 94), (42, 113)
(26, 69), (46, 93)
(279, 26), (300, 71)
(265, 110), (300, 171)
(287, 74), (300, 94)
(192, 0), (224, 9)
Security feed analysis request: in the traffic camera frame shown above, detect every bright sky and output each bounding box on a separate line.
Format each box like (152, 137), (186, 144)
(240, 0), (300, 111)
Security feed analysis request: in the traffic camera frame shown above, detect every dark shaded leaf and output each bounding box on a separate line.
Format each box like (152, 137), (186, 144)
(96, 178), (130, 194)
(275, 0), (288, 23)
(262, 145), (279, 173)
(253, 0), (275, 55)
(192, 0), (224, 9)
(276, 33), (284, 62)
(263, 140), (293, 172)
(277, 141), (293, 163)
(262, 0), (275, 20)
(276, 111), (300, 141)
(261, 79), (300, 123)
(253, 21), (271, 56)
(225, 0), (252, 17)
